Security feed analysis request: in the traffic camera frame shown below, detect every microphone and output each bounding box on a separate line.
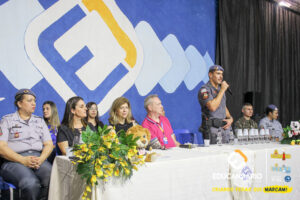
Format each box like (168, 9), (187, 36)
(220, 81), (232, 95)
(227, 87), (233, 95)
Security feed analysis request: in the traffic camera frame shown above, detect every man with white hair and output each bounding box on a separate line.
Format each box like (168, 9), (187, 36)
(142, 94), (180, 149)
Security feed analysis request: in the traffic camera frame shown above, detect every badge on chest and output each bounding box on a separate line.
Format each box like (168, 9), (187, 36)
(163, 136), (168, 145)
(14, 132), (20, 138)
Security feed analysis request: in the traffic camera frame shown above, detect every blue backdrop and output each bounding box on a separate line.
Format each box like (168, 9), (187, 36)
(0, 0), (216, 142)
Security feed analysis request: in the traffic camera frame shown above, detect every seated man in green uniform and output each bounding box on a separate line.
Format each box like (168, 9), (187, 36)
(234, 103), (258, 129)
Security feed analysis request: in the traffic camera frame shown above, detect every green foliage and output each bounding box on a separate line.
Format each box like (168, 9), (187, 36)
(280, 120), (300, 144)
(71, 125), (144, 199)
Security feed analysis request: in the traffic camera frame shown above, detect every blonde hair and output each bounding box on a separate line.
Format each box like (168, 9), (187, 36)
(108, 97), (133, 125)
(43, 101), (60, 129)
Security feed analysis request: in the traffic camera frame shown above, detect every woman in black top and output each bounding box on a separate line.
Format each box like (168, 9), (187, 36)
(85, 102), (104, 131)
(57, 96), (91, 155)
(108, 97), (137, 134)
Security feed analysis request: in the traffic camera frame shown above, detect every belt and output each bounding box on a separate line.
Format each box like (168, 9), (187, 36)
(19, 150), (41, 154)
(203, 118), (226, 128)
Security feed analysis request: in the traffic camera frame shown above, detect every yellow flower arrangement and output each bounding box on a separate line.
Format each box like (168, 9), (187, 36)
(71, 126), (144, 199)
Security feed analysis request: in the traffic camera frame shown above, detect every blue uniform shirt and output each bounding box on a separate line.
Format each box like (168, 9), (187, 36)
(259, 117), (283, 140)
(198, 81), (230, 143)
(198, 81), (227, 119)
(0, 111), (52, 153)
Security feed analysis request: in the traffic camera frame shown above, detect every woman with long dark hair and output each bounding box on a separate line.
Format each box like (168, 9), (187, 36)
(57, 96), (88, 155)
(85, 102), (104, 131)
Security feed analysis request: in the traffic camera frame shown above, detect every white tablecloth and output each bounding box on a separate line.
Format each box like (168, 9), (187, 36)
(48, 143), (300, 200)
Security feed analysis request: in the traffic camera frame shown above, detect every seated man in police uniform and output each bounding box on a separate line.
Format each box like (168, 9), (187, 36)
(198, 65), (233, 144)
(234, 103), (258, 129)
(0, 89), (53, 200)
(259, 104), (283, 141)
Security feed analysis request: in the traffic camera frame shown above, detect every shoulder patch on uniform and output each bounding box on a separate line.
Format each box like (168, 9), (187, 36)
(200, 88), (209, 100)
(200, 88), (207, 93)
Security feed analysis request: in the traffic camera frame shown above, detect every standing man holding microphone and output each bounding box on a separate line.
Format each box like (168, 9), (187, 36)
(198, 65), (233, 144)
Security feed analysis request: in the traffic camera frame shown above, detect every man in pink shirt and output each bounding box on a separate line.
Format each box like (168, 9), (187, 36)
(142, 94), (180, 149)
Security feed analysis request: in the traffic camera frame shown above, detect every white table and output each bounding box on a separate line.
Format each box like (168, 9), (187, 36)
(48, 143), (300, 200)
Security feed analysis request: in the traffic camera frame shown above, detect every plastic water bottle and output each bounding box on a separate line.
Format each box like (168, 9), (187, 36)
(217, 129), (222, 145)
(229, 129), (235, 145)
(243, 129), (249, 145)
(236, 129), (243, 145)
(265, 129), (270, 143)
(259, 128), (265, 143)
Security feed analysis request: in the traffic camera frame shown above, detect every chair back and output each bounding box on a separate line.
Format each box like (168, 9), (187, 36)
(173, 129), (195, 144)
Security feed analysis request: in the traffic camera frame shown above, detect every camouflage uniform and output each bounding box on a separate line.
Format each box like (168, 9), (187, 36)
(234, 117), (258, 129)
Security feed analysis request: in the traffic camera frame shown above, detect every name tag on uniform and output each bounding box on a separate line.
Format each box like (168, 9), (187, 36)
(12, 124), (22, 129)
(163, 136), (168, 145)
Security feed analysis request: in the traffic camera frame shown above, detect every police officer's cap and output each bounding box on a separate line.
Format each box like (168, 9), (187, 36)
(209, 65), (224, 73)
(15, 89), (36, 99)
(267, 104), (278, 111)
